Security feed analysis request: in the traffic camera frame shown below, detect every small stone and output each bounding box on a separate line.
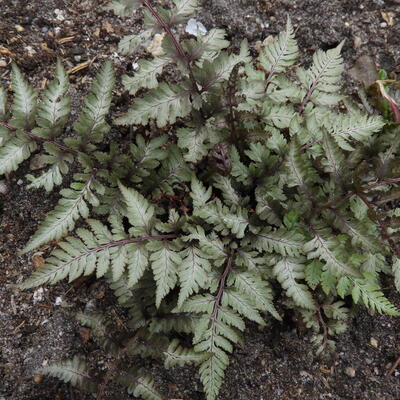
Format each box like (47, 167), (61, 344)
(74, 55), (82, 62)
(0, 59), (6, 68)
(54, 296), (63, 306)
(380, 22), (387, 28)
(370, 337), (378, 348)
(54, 9), (65, 22)
(185, 18), (207, 36)
(345, 367), (356, 377)
(0, 180), (8, 195)
(353, 36), (362, 49)
(17, 179), (23, 185)
(15, 25), (24, 32)
(146, 33), (166, 57)
(33, 287), (44, 303)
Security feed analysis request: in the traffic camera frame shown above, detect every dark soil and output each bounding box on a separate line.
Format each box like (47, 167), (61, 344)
(1, 0), (400, 399)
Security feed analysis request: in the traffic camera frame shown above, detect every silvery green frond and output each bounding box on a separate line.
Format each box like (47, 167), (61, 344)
(164, 338), (206, 368)
(107, 0), (142, 16)
(301, 41), (344, 106)
(304, 231), (361, 278)
(11, 63), (37, 128)
(118, 30), (152, 55)
(147, 240), (182, 308)
(251, 226), (304, 257)
(34, 59), (70, 138)
(116, 82), (192, 127)
(327, 113), (385, 151)
(351, 277), (400, 316)
(22, 173), (99, 254)
(39, 356), (97, 392)
(177, 244), (211, 307)
(190, 177), (212, 208)
(194, 40), (251, 89)
(0, 133), (37, 174)
(259, 17), (299, 84)
(273, 257), (316, 310)
(118, 182), (155, 236)
(122, 56), (171, 95)
(72, 60), (115, 145)
(26, 143), (73, 191)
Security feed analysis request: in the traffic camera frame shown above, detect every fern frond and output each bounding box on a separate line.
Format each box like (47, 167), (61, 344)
(76, 311), (119, 354)
(34, 59), (70, 138)
(304, 232), (361, 277)
(26, 143), (73, 191)
(39, 356), (97, 391)
(273, 257), (316, 310)
(177, 122), (225, 163)
(260, 17), (298, 84)
(334, 217), (382, 254)
(212, 175), (241, 207)
(186, 226), (226, 264)
(285, 141), (318, 187)
(170, 0), (199, 24)
(118, 30), (152, 55)
(164, 338), (206, 368)
(302, 41), (344, 106)
(178, 244), (211, 307)
(195, 199), (249, 238)
(351, 278), (400, 316)
(191, 28), (229, 62)
(11, 63), (37, 128)
(116, 82), (192, 128)
(232, 270), (281, 319)
(107, 0), (142, 16)
(147, 240), (181, 308)
(118, 182), (155, 236)
(190, 177), (212, 207)
(251, 226), (304, 257)
(22, 173), (98, 254)
(195, 40), (251, 90)
(0, 133), (37, 174)
(328, 113), (385, 151)
(122, 56), (171, 95)
(124, 372), (163, 400)
(72, 61), (115, 145)
(320, 131), (344, 177)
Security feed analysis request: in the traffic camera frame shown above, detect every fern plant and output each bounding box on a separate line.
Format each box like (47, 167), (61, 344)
(2, 0), (400, 399)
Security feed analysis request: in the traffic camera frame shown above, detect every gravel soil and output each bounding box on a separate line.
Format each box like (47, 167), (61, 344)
(1, 0), (400, 399)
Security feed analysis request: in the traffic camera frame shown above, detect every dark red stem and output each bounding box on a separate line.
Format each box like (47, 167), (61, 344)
(0, 121), (79, 155)
(141, 0), (201, 95)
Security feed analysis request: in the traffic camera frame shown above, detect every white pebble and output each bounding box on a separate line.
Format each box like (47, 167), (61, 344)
(185, 18), (207, 36)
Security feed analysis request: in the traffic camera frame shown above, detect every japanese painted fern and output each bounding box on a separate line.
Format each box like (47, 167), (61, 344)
(2, 1), (400, 399)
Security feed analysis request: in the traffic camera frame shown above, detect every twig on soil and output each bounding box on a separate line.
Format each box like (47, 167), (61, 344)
(386, 355), (400, 378)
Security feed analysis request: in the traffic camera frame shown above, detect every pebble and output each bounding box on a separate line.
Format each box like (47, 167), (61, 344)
(33, 287), (44, 303)
(54, 9), (65, 22)
(146, 33), (166, 57)
(17, 179), (23, 185)
(345, 367), (356, 377)
(380, 22), (387, 28)
(15, 25), (24, 32)
(0, 180), (8, 195)
(54, 296), (63, 306)
(74, 55), (82, 62)
(0, 59), (6, 68)
(370, 337), (378, 348)
(185, 18), (207, 36)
